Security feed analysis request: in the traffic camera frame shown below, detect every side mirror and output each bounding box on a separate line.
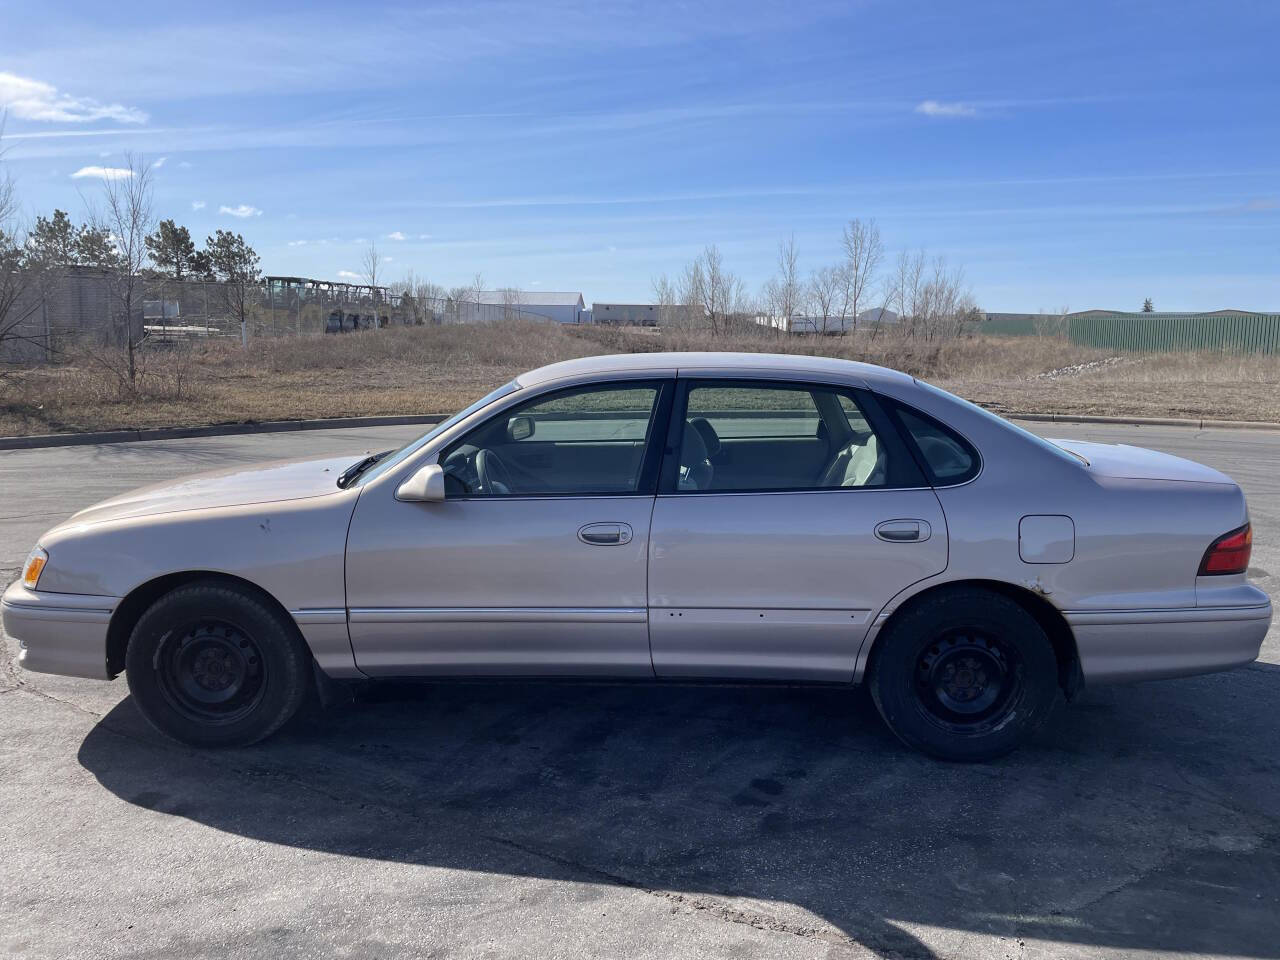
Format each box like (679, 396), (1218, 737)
(507, 415), (535, 442)
(395, 463), (446, 503)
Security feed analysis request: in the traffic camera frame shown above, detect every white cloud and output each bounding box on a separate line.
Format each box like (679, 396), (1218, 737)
(70, 165), (133, 181)
(418, 233), (431, 240)
(151, 156), (168, 168)
(178, 160), (193, 169)
(0, 71), (147, 124)
(98, 150), (111, 158)
(220, 204), (263, 218)
(337, 270), (360, 279)
(914, 99), (978, 118)
(386, 231), (407, 240)
(288, 240), (307, 246)
(191, 200), (206, 211)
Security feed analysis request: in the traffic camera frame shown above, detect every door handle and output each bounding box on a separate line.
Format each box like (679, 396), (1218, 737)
(875, 519), (931, 543)
(578, 522), (633, 546)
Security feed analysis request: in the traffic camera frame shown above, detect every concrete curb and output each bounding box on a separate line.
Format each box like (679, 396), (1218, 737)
(0, 414), (448, 451)
(1008, 413), (1280, 431)
(2, 410), (1278, 452)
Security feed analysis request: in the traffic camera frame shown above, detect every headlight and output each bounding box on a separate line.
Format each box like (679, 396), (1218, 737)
(21, 546), (48, 589)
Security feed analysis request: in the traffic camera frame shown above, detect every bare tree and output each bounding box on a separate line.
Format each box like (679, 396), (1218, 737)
(651, 273), (680, 328)
(889, 248), (926, 339)
(679, 245), (744, 335)
(470, 272), (485, 305)
(806, 264), (844, 334)
(896, 254), (977, 342)
(414, 277), (445, 315)
(361, 241), (382, 307)
(0, 122), (39, 365)
(762, 234), (803, 334)
(676, 258), (706, 329)
(840, 218), (883, 336)
(394, 271), (446, 325)
(445, 284), (471, 324)
(1034, 304), (1071, 338)
(499, 286), (525, 321)
(85, 153), (155, 389)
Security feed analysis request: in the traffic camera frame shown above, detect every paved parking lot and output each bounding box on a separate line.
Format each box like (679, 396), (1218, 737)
(2, 421), (1278, 959)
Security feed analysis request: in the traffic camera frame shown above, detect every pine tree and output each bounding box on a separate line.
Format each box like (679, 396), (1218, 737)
(145, 219), (197, 280)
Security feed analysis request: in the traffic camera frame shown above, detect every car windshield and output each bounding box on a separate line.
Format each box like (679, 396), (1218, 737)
(912, 379), (1086, 466)
(352, 381), (520, 487)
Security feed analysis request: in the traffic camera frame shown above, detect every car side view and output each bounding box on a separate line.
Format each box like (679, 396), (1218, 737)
(3, 353), (1272, 760)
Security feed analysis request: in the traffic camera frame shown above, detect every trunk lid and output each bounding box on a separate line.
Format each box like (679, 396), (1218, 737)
(1049, 439), (1234, 485)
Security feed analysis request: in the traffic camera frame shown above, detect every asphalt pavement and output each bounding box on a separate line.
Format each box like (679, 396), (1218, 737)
(2, 420), (1278, 959)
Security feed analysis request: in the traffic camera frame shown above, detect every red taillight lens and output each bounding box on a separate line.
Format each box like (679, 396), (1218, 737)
(1198, 523), (1252, 576)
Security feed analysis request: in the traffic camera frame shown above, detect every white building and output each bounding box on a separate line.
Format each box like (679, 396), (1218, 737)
(458, 290), (588, 324)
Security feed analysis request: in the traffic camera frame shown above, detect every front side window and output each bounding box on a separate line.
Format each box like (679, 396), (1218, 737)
(355, 381), (519, 486)
(671, 381), (905, 493)
(441, 382), (664, 497)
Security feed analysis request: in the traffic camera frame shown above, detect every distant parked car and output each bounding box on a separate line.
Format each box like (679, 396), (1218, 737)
(4, 353), (1270, 760)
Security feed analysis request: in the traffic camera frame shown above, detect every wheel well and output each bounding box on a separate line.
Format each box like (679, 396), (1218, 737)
(106, 571), (301, 678)
(866, 579), (1083, 698)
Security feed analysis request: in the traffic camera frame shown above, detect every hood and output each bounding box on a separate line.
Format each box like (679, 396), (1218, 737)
(1049, 439), (1234, 485)
(62, 454), (362, 528)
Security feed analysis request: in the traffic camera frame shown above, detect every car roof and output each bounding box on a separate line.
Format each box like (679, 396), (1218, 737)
(516, 351), (917, 390)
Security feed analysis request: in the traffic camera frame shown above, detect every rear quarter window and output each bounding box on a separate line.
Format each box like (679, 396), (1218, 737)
(887, 402), (981, 485)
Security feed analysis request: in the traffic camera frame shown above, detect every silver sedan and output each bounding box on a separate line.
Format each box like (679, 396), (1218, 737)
(3, 352), (1271, 760)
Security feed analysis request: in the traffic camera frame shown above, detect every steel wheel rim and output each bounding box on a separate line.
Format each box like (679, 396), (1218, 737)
(155, 618), (266, 725)
(913, 628), (1023, 736)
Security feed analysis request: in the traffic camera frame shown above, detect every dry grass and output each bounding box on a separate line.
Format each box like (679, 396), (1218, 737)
(2, 322), (1279, 437)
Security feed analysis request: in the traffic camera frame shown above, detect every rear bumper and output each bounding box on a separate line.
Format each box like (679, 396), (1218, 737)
(1067, 593), (1272, 684)
(1, 581), (117, 681)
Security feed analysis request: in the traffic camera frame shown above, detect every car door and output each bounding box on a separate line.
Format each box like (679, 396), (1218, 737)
(647, 378), (948, 682)
(345, 378), (673, 677)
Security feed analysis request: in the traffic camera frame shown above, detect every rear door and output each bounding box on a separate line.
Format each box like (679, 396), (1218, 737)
(647, 378), (948, 682)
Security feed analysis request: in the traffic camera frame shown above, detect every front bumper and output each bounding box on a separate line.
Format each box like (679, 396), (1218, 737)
(1067, 590), (1273, 684)
(1, 581), (119, 681)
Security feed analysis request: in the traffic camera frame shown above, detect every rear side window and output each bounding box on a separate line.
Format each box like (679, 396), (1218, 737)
(668, 381), (919, 493)
(888, 403), (981, 485)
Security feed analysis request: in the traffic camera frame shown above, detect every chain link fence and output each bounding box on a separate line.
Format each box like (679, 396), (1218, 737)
(2, 268), (532, 364)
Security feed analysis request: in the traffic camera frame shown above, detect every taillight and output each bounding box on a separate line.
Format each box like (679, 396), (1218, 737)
(1198, 523), (1252, 576)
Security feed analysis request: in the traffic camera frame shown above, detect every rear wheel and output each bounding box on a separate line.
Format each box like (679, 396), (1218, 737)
(125, 581), (311, 747)
(869, 588), (1060, 761)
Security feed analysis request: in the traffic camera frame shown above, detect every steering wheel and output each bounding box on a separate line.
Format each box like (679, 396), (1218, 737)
(475, 448), (515, 495)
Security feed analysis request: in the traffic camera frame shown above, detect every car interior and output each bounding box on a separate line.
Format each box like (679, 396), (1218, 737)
(675, 385), (887, 492)
(440, 380), (897, 497)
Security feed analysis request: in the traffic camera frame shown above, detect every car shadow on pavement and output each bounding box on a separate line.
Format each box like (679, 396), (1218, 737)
(79, 665), (1280, 958)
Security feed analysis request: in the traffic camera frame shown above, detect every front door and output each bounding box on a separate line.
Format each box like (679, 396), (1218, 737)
(345, 378), (672, 677)
(648, 379), (948, 682)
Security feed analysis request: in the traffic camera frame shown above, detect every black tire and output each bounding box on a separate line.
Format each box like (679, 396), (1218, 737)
(124, 581), (312, 748)
(869, 587), (1060, 761)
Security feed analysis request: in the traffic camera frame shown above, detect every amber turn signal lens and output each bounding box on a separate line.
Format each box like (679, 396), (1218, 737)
(21, 547), (48, 589)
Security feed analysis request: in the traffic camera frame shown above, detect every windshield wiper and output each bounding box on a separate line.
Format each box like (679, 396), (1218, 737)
(336, 449), (394, 488)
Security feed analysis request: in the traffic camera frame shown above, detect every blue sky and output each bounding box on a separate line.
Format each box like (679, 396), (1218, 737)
(2, 0), (1278, 310)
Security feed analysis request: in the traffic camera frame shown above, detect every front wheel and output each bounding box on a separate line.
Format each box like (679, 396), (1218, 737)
(869, 588), (1060, 761)
(125, 581), (311, 747)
